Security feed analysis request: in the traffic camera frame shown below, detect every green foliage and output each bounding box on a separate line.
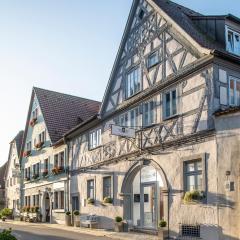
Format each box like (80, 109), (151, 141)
(183, 190), (204, 203)
(159, 219), (167, 228)
(1, 208), (12, 217)
(103, 197), (113, 204)
(65, 211), (71, 216)
(115, 216), (123, 223)
(73, 210), (80, 216)
(87, 198), (95, 204)
(0, 228), (17, 240)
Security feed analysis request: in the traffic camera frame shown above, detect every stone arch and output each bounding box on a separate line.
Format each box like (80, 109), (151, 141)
(120, 158), (169, 228)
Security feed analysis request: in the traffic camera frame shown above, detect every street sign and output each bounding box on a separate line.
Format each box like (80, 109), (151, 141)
(111, 125), (136, 138)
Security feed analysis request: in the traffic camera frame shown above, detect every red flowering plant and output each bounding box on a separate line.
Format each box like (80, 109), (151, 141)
(42, 169), (49, 177)
(29, 117), (37, 127)
(34, 141), (44, 149)
(22, 150), (31, 158)
(52, 166), (64, 175)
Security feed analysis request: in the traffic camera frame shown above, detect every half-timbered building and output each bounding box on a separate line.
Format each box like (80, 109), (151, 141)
(65, 0), (240, 239)
(20, 87), (100, 224)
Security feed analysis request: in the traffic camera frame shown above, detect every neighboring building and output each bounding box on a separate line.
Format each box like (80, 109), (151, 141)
(0, 162), (7, 209)
(65, 0), (240, 240)
(21, 87), (100, 224)
(4, 131), (24, 218)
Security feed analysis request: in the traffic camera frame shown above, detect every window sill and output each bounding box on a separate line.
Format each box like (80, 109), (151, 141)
(147, 61), (160, 70)
(163, 114), (179, 122)
(53, 209), (65, 213)
(125, 91), (142, 101)
(88, 145), (102, 151)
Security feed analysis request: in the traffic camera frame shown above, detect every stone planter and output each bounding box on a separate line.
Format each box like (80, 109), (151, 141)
(158, 227), (168, 240)
(65, 215), (72, 226)
(115, 222), (124, 232)
(74, 216), (80, 227)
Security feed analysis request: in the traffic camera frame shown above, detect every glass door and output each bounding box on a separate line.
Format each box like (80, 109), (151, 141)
(141, 183), (157, 229)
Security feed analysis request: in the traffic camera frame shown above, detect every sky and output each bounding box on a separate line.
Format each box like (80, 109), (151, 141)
(0, 0), (240, 166)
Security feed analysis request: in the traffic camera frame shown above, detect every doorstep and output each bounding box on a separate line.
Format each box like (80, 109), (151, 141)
(4, 220), (159, 240)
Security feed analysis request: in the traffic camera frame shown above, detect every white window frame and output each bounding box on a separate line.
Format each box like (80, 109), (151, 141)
(125, 66), (141, 99)
(163, 88), (178, 119)
(87, 179), (95, 199)
(102, 176), (112, 199)
(89, 128), (102, 150)
(142, 99), (156, 127)
(226, 26), (240, 56)
(229, 76), (240, 106)
(147, 51), (160, 68)
(130, 108), (139, 128)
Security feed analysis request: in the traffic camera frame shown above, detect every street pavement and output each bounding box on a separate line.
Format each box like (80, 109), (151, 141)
(0, 222), (112, 240)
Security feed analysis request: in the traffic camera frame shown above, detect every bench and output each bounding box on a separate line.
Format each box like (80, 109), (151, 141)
(80, 215), (99, 229)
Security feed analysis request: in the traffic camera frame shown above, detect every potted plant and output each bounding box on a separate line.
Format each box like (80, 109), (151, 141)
(87, 198), (95, 205)
(65, 211), (72, 226)
(103, 197), (113, 205)
(114, 216), (123, 232)
(1, 216), (6, 222)
(73, 210), (80, 227)
(33, 174), (39, 180)
(183, 190), (204, 204)
(158, 220), (168, 240)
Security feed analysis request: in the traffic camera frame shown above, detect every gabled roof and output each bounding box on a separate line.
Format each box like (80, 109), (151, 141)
(152, 0), (223, 50)
(11, 131), (24, 157)
(0, 162), (7, 189)
(32, 87), (101, 144)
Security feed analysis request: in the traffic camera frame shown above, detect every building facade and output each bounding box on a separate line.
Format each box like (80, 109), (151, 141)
(65, 1), (240, 240)
(20, 87), (100, 224)
(4, 131), (24, 218)
(0, 163), (7, 210)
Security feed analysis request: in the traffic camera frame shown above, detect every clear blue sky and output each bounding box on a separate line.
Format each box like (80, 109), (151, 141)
(0, 0), (239, 166)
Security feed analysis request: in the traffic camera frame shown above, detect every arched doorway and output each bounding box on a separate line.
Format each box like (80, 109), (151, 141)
(121, 159), (169, 230)
(42, 192), (50, 223)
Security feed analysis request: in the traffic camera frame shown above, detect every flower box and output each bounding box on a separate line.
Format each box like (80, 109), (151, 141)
(42, 170), (48, 177)
(25, 177), (30, 182)
(87, 198), (95, 205)
(102, 197), (113, 205)
(52, 166), (64, 175)
(35, 141), (44, 149)
(183, 190), (205, 204)
(32, 174), (39, 180)
(23, 150), (31, 157)
(29, 118), (37, 127)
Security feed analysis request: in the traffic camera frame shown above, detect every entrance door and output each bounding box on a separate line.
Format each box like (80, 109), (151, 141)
(72, 196), (79, 211)
(45, 195), (50, 223)
(141, 183), (157, 229)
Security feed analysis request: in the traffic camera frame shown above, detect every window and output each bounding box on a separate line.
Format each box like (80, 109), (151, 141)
(32, 108), (38, 119)
(130, 108), (139, 128)
(120, 113), (128, 127)
(226, 27), (240, 56)
(89, 129), (102, 150)
(126, 67), (141, 98)
(143, 100), (155, 127)
(148, 51), (160, 68)
(54, 154), (59, 168)
(138, 9), (145, 20)
(54, 192), (59, 209)
(60, 152), (64, 168)
(164, 89), (177, 118)
(39, 131), (45, 143)
(26, 141), (32, 151)
(229, 76), (240, 106)
(87, 179), (95, 199)
(33, 163), (40, 177)
(184, 160), (203, 192)
(54, 191), (64, 209)
(44, 159), (49, 171)
(103, 176), (112, 199)
(25, 167), (31, 180)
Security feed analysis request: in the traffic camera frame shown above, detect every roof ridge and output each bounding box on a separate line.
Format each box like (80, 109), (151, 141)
(33, 86), (101, 104)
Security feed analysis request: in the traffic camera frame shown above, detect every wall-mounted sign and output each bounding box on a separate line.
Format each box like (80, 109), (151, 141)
(111, 125), (136, 138)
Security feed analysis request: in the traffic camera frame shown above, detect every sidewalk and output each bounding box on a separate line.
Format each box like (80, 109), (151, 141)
(6, 220), (159, 240)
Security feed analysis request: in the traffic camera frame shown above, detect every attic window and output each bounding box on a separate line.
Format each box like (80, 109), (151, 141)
(226, 26), (240, 56)
(138, 9), (145, 20)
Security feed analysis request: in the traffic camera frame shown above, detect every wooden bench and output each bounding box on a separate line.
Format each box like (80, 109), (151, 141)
(80, 215), (99, 229)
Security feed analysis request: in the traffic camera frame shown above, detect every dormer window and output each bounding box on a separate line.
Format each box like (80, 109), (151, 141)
(33, 108), (38, 119)
(30, 108), (38, 127)
(138, 9), (145, 20)
(226, 27), (240, 56)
